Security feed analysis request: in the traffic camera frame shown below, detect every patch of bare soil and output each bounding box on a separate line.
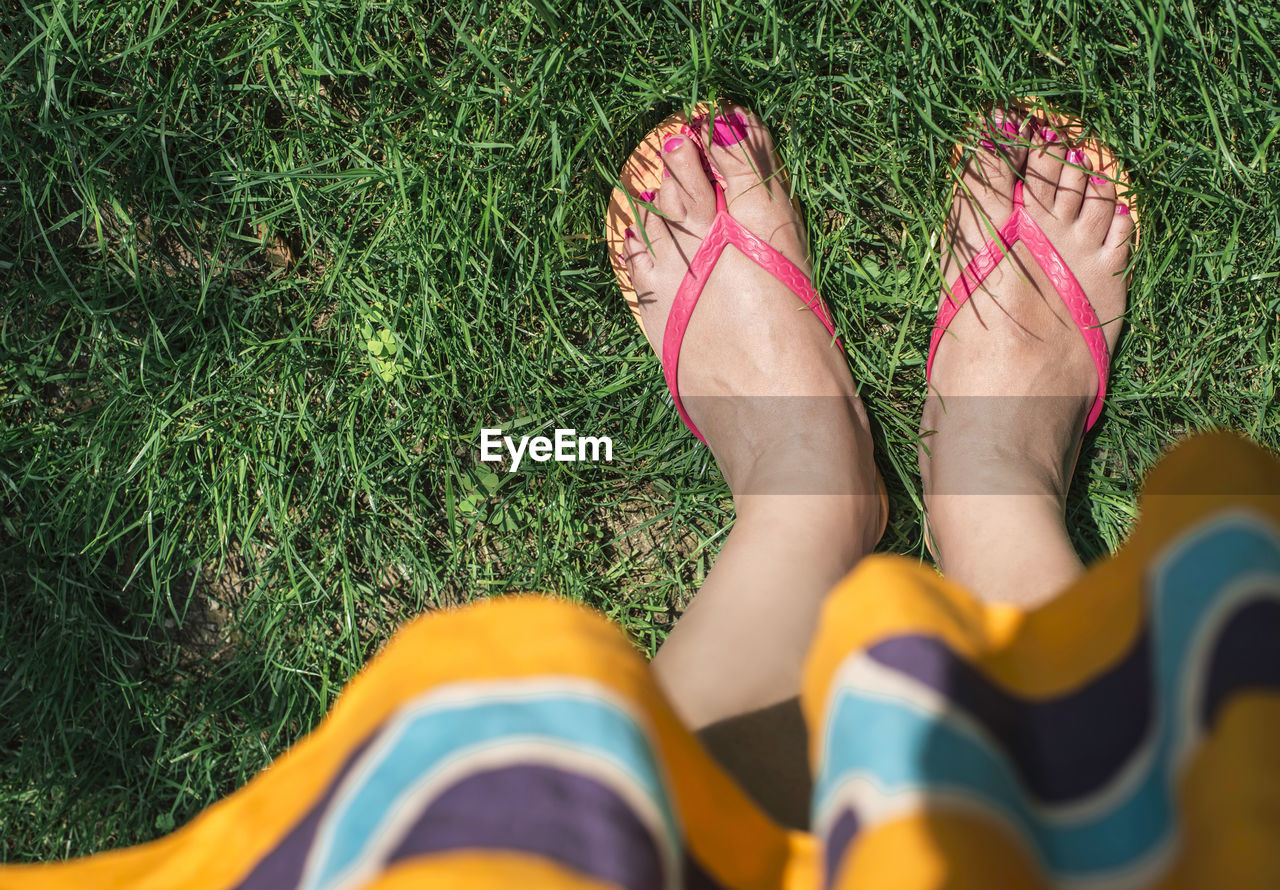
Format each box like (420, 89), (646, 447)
(167, 548), (258, 672)
(597, 485), (722, 614)
(91, 200), (317, 287)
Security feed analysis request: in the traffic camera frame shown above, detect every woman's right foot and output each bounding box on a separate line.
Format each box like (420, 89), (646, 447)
(620, 104), (882, 531)
(920, 110), (1136, 606)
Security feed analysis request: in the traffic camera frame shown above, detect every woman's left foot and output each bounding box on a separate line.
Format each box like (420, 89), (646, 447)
(920, 110), (1136, 604)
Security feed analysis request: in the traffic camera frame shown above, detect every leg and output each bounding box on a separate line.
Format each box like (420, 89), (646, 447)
(922, 109), (1136, 608)
(653, 490), (878, 827)
(618, 104), (884, 826)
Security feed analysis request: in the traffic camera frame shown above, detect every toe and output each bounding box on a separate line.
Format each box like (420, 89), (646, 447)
(699, 103), (778, 202)
(1079, 164), (1118, 243)
(625, 203), (664, 289)
(655, 135), (716, 235)
(943, 108), (1032, 287)
(1104, 202), (1137, 253)
(1054, 147), (1091, 220)
(968, 108), (1033, 197)
(1023, 117), (1068, 213)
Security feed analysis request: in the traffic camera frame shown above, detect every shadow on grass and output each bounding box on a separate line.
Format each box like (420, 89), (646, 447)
(0, 487), (280, 861)
(1066, 432), (1111, 565)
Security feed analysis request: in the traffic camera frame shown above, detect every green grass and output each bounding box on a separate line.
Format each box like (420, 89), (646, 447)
(2, 0), (1278, 862)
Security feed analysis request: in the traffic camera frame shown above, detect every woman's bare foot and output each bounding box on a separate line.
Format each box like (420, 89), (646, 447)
(617, 103), (882, 826)
(921, 109), (1136, 607)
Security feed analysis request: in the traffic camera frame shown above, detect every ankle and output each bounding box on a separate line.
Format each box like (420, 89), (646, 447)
(926, 492), (1082, 607)
(735, 493), (882, 572)
(920, 393), (1087, 499)
(923, 446), (1072, 502)
(709, 397), (873, 489)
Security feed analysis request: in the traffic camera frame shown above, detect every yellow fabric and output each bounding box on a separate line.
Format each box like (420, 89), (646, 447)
(0, 598), (797, 890)
(834, 811), (1049, 890)
(1152, 696), (1280, 889)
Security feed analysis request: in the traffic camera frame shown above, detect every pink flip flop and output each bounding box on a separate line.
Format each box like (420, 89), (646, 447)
(606, 106), (842, 445)
(926, 109), (1139, 434)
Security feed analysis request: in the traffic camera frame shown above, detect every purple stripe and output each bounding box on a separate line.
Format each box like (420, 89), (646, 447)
(233, 735), (376, 890)
(867, 632), (1152, 802)
(1202, 597), (1280, 728)
(821, 808), (861, 890)
(388, 763), (665, 890)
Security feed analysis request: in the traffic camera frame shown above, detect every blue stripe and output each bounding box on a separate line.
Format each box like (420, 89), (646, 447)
(302, 690), (674, 890)
(816, 689), (1170, 872)
(814, 514), (1280, 879)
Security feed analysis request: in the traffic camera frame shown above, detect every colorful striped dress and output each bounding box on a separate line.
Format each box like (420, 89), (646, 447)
(5, 432), (1280, 889)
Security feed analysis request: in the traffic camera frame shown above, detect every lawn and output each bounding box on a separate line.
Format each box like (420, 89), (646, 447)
(2, 0), (1278, 862)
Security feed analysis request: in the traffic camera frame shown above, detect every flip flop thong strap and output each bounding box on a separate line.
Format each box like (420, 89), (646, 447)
(925, 180), (1111, 432)
(660, 183), (841, 445)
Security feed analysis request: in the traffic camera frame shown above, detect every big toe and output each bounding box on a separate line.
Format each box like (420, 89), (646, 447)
(944, 108), (1035, 284)
(693, 102), (810, 269)
(699, 103), (782, 201)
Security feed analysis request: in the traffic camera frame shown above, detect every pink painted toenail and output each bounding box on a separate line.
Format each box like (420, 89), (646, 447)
(1091, 175), (1107, 186)
(638, 190), (656, 203)
(1066, 149), (1087, 166)
(979, 114), (1015, 152)
(710, 112), (749, 146)
(1041, 127), (1060, 144)
(662, 136), (684, 152)
(624, 227), (635, 239)
(1116, 204), (1130, 215)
